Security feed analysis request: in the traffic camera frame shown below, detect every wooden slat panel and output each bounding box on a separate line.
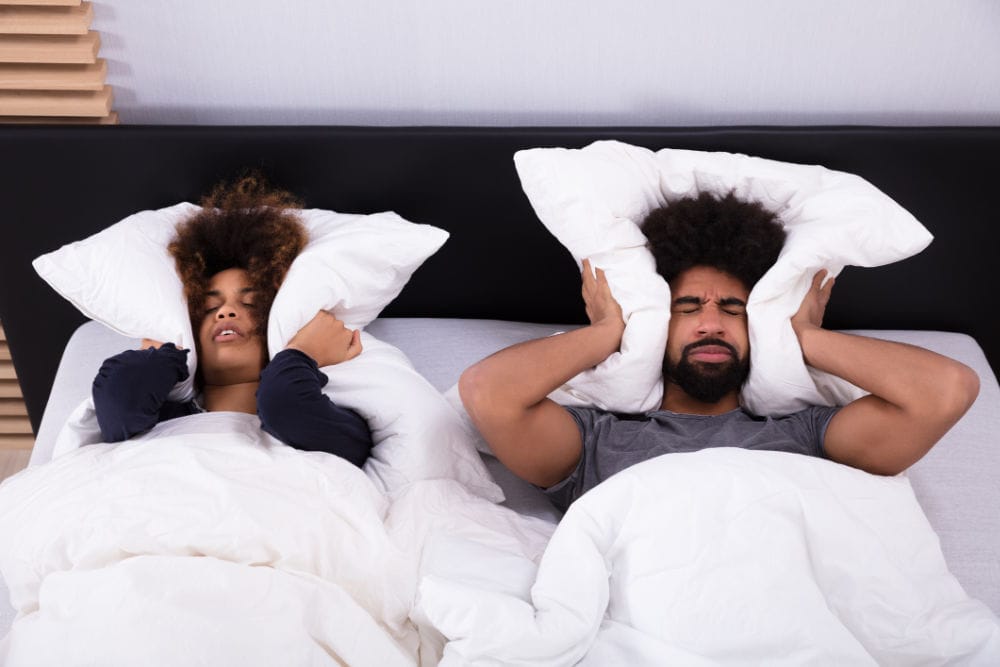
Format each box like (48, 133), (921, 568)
(0, 434), (34, 450)
(0, 362), (18, 380)
(0, 83), (111, 116)
(0, 109), (117, 123)
(0, 381), (24, 398)
(0, 399), (28, 417)
(0, 1), (81, 6)
(0, 322), (6, 341)
(0, 60), (105, 90)
(0, 341), (9, 360)
(0, 32), (98, 63)
(0, 2), (92, 35)
(0, 416), (32, 434)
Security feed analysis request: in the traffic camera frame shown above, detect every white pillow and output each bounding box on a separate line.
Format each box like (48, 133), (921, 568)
(33, 203), (504, 500)
(33, 202), (201, 400)
(514, 140), (933, 416)
(320, 333), (504, 501)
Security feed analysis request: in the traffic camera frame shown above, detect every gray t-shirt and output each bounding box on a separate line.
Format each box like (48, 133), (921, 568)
(543, 405), (840, 512)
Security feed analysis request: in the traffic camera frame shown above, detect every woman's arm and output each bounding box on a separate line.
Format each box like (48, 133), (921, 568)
(257, 312), (372, 466)
(91, 343), (192, 442)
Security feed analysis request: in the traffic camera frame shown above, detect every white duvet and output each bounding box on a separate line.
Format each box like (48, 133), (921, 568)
(0, 412), (420, 665)
(0, 412), (551, 666)
(2, 417), (998, 666)
(419, 448), (1000, 666)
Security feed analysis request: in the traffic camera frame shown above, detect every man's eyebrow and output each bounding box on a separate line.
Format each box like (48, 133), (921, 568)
(719, 297), (747, 307)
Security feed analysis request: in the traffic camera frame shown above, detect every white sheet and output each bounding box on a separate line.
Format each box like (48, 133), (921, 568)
(419, 448), (1000, 666)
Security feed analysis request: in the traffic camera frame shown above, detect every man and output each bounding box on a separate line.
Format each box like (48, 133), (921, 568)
(459, 192), (980, 511)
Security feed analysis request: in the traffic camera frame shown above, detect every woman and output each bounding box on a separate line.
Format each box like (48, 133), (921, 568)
(91, 174), (373, 467)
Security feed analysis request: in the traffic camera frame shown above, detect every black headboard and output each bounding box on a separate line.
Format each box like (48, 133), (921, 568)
(2, 125), (998, 432)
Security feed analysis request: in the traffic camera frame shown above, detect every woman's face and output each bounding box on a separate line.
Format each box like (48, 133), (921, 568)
(197, 268), (268, 386)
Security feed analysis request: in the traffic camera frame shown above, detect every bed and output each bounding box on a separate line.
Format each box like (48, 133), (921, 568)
(1, 125), (999, 665)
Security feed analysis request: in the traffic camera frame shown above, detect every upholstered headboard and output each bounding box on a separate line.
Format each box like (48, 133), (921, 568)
(1, 125), (998, 431)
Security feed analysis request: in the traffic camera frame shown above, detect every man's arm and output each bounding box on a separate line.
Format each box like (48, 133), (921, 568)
(459, 259), (625, 487)
(793, 271), (980, 475)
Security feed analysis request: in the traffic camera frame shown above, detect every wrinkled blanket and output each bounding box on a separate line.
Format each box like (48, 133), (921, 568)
(5, 417), (998, 666)
(0, 411), (552, 666)
(0, 412), (419, 665)
(419, 448), (1000, 666)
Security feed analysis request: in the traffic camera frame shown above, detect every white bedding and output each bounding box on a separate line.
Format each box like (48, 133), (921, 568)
(9, 424), (996, 666)
(3, 319), (1000, 664)
(0, 411), (552, 666)
(420, 448), (1000, 666)
(0, 413), (419, 665)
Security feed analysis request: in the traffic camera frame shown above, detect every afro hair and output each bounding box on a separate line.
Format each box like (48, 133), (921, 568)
(640, 191), (786, 290)
(168, 172), (308, 336)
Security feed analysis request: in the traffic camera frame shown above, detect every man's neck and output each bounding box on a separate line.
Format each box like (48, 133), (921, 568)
(660, 381), (740, 415)
(202, 381), (259, 414)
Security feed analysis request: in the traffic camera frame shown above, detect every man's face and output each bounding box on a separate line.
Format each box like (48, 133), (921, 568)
(197, 268), (268, 386)
(663, 266), (751, 404)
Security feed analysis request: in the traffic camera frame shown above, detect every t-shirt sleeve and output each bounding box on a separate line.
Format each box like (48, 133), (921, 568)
(779, 405), (841, 458)
(256, 349), (374, 467)
(92, 343), (192, 442)
(539, 405), (602, 513)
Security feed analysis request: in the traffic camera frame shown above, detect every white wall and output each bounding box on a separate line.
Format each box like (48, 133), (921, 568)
(95, 0), (1000, 125)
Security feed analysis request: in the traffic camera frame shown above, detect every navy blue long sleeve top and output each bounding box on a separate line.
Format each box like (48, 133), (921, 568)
(92, 344), (373, 467)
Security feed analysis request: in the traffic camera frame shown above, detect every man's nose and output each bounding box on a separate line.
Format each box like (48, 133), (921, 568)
(696, 307), (725, 336)
(216, 306), (237, 319)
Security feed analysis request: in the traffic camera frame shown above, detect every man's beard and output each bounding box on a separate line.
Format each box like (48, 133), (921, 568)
(663, 338), (749, 404)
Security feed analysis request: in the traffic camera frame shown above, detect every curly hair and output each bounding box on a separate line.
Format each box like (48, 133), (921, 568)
(640, 191), (786, 290)
(168, 173), (308, 337)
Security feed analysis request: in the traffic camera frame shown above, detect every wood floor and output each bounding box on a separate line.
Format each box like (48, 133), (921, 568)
(0, 448), (30, 483)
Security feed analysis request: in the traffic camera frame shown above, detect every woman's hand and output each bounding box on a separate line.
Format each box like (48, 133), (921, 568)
(142, 339), (190, 350)
(286, 311), (362, 367)
(140, 339), (187, 351)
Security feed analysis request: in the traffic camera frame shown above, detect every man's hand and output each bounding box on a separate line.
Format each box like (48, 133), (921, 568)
(286, 311), (362, 367)
(791, 270), (835, 368)
(791, 269), (834, 338)
(581, 258), (625, 355)
(456, 257), (629, 488)
(790, 268), (979, 476)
